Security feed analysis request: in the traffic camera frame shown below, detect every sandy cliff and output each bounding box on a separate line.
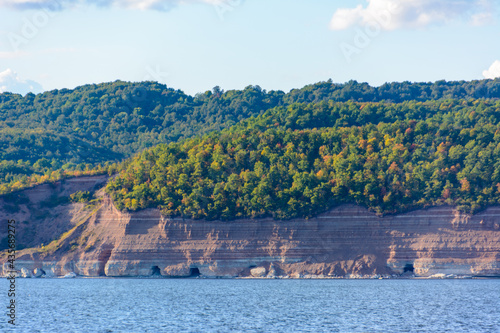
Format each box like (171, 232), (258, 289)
(1, 177), (499, 278)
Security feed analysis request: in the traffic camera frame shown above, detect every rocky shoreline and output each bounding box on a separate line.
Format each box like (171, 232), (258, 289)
(10, 267), (491, 280)
(1, 176), (500, 279)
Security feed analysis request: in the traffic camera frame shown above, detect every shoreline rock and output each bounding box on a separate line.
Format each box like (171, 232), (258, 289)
(1, 179), (499, 279)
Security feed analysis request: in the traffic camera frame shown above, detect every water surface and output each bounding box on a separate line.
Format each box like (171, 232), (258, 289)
(1, 278), (498, 332)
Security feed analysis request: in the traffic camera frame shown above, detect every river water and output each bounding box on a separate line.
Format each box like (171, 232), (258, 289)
(1, 278), (499, 332)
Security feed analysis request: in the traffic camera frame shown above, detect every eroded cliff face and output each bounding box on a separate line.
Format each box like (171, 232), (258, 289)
(0, 176), (108, 250)
(1, 178), (499, 278)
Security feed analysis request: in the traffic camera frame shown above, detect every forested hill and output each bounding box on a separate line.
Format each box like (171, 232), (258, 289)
(284, 79), (500, 104)
(2, 79), (500, 156)
(106, 98), (500, 219)
(1, 79), (500, 194)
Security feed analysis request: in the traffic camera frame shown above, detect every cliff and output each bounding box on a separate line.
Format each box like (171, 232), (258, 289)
(1, 177), (499, 278)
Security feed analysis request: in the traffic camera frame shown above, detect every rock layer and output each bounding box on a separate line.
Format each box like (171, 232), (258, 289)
(1, 179), (499, 278)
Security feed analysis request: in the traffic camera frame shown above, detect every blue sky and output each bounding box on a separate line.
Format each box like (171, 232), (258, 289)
(1, 0), (500, 95)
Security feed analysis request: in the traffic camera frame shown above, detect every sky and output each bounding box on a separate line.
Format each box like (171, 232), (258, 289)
(1, 0), (500, 96)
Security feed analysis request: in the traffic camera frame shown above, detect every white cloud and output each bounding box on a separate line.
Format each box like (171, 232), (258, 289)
(483, 60), (500, 79)
(1, 0), (233, 11)
(330, 0), (494, 31)
(0, 69), (43, 95)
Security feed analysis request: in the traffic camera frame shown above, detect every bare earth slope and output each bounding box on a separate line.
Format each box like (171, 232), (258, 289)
(1, 178), (499, 278)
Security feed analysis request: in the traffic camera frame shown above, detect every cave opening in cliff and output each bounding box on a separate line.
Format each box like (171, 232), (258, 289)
(151, 266), (161, 276)
(189, 267), (201, 277)
(404, 263), (414, 273)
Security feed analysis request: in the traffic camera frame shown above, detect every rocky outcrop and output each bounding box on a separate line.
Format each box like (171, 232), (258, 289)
(20, 267), (31, 278)
(1, 178), (499, 278)
(0, 175), (108, 250)
(250, 267), (267, 278)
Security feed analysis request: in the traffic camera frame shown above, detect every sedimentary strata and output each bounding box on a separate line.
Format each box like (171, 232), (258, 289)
(1, 177), (499, 278)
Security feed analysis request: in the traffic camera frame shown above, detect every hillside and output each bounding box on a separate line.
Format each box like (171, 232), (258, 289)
(1, 79), (499, 191)
(1, 78), (500, 201)
(106, 99), (500, 219)
(2, 79), (500, 278)
(0, 81), (278, 193)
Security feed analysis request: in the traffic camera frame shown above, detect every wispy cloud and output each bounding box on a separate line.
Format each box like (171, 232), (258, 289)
(0, 48), (75, 59)
(0, 51), (30, 59)
(39, 47), (77, 54)
(483, 60), (500, 79)
(0, 69), (43, 95)
(1, 0), (233, 11)
(330, 0), (495, 31)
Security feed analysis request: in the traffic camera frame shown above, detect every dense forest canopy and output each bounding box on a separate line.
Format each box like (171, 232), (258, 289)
(2, 78), (500, 213)
(106, 98), (500, 219)
(1, 81), (279, 192)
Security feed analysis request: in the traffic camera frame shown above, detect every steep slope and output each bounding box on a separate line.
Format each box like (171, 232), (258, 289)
(0, 176), (108, 251)
(1, 179), (498, 278)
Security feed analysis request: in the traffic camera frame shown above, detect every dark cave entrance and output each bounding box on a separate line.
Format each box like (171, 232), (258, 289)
(403, 263), (414, 273)
(189, 267), (201, 277)
(151, 266), (161, 276)
(34, 268), (46, 277)
(97, 248), (113, 277)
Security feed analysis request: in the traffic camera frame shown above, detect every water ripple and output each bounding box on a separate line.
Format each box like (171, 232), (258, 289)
(0, 279), (498, 332)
